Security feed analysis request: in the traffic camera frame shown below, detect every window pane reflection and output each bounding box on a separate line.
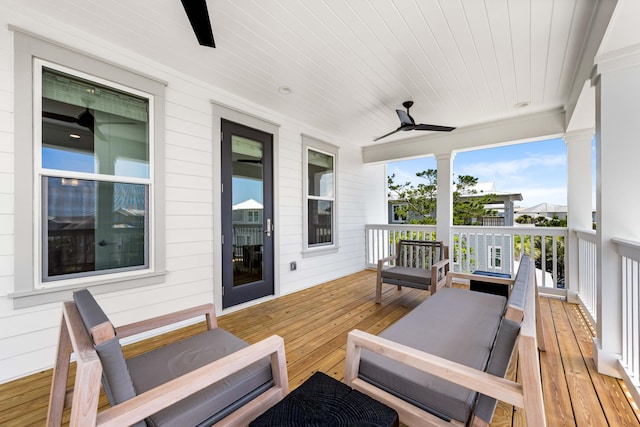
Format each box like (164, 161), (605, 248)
(42, 68), (149, 178)
(44, 177), (148, 280)
(307, 150), (334, 198)
(308, 199), (333, 246)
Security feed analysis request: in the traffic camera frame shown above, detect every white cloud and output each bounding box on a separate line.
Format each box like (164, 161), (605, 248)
(518, 186), (567, 208)
(457, 154), (566, 184)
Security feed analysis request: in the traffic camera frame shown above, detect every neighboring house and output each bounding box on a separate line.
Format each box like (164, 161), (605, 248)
(388, 182), (523, 226)
(515, 203), (568, 221)
(232, 198), (264, 257)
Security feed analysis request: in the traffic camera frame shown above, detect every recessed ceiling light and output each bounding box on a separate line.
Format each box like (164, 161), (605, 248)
(514, 101), (530, 108)
(69, 134), (81, 139)
(278, 86), (293, 95)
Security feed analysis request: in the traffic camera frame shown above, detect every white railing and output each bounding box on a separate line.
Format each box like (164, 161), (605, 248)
(452, 226), (567, 291)
(576, 229), (598, 323)
(365, 224), (567, 291)
(615, 237), (640, 392)
(365, 224), (436, 268)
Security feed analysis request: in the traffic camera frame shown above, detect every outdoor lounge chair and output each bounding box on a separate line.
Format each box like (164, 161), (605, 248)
(376, 240), (449, 303)
(46, 289), (289, 427)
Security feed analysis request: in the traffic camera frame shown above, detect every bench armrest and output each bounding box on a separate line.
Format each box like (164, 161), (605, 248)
(376, 254), (397, 270)
(445, 271), (514, 288)
(116, 304), (217, 339)
(95, 335), (289, 427)
(344, 329), (524, 409)
(430, 258), (450, 294)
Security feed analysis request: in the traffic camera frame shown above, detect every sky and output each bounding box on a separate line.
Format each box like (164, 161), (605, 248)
(387, 137), (593, 209)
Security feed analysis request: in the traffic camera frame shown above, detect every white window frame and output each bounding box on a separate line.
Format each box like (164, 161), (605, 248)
(36, 60), (154, 288)
(10, 30), (167, 308)
(488, 245), (502, 269)
(302, 134), (338, 256)
(391, 203), (408, 223)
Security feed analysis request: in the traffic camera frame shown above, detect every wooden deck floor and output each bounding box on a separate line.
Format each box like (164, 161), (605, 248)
(0, 270), (638, 426)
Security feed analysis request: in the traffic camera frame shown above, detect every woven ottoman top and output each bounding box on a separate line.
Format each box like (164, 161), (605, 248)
(250, 371), (398, 427)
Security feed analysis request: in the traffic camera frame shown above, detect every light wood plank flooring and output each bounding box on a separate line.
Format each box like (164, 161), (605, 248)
(0, 270), (638, 426)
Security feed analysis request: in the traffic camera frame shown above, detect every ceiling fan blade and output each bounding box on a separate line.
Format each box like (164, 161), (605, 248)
(374, 127), (403, 141)
(181, 0), (216, 48)
(396, 109), (415, 127)
(414, 123), (456, 132)
(43, 111), (78, 124)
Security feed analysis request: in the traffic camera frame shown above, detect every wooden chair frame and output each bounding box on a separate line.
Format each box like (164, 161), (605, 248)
(46, 301), (289, 427)
(376, 240), (450, 303)
(347, 259), (546, 426)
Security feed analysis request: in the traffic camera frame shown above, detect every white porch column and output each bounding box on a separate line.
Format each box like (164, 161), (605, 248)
(436, 152), (454, 249)
(564, 128), (594, 304)
(592, 46), (640, 377)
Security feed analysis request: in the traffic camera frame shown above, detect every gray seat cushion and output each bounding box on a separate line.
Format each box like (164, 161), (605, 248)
(380, 266), (431, 289)
(359, 288), (506, 423)
(507, 255), (531, 314)
(127, 328), (272, 427)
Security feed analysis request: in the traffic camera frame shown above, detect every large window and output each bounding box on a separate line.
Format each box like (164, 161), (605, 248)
(39, 65), (152, 283)
(11, 30), (166, 307)
(303, 135), (338, 253)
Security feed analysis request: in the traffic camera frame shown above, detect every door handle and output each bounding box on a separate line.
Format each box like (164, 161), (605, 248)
(98, 240), (116, 246)
(265, 219), (272, 237)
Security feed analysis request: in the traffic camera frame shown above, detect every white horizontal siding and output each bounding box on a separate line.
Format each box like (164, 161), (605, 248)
(0, 9), (387, 383)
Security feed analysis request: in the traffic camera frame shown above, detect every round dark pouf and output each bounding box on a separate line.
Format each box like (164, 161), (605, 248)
(250, 371), (399, 427)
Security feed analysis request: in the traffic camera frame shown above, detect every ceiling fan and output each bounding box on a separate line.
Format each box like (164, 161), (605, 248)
(374, 101), (455, 141)
(181, 0), (215, 48)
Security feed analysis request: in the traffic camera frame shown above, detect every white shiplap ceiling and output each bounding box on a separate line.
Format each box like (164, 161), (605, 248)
(8, 0), (615, 148)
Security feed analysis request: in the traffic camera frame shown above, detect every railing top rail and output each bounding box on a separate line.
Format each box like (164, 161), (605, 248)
(612, 237), (640, 261)
(452, 225), (568, 237)
(575, 228), (596, 241)
(365, 224), (437, 231)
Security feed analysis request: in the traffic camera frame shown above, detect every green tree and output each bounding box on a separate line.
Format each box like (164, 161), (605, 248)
(388, 169), (497, 225)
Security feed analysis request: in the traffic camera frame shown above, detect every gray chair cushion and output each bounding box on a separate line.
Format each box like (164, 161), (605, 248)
(474, 318), (521, 424)
(127, 328), (272, 427)
(380, 266), (431, 289)
(72, 290), (145, 427)
(359, 288), (506, 423)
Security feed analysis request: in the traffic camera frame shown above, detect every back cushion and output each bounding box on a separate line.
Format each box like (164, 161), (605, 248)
(473, 318), (521, 424)
(506, 254), (531, 315)
(73, 289), (144, 426)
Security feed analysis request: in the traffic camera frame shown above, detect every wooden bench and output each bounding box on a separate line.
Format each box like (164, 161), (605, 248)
(46, 290), (289, 427)
(346, 255), (546, 426)
(376, 240), (450, 303)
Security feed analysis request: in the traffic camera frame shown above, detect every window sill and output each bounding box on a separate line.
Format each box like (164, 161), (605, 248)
(301, 246), (339, 258)
(9, 271), (167, 309)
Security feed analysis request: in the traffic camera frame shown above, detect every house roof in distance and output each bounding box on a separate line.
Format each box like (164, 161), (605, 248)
(518, 202), (567, 214)
(232, 199), (263, 210)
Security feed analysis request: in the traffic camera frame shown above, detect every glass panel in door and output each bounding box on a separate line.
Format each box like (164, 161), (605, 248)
(232, 135), (264, 286)
(221, 119), (274, 308)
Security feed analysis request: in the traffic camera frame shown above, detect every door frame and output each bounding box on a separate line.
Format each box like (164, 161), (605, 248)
(211, 102), (280, 314)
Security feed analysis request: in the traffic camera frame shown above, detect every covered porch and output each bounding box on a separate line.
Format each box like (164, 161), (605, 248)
(1, 270), (637, 426)
(1, 0), (640, 425)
